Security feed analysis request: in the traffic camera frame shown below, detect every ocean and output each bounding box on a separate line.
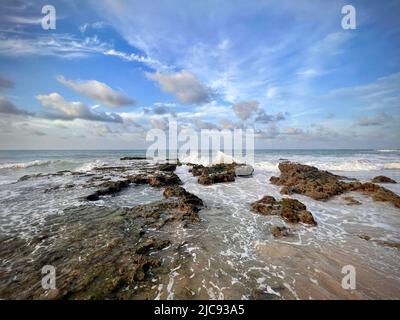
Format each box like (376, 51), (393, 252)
(1, 149), (400, 299)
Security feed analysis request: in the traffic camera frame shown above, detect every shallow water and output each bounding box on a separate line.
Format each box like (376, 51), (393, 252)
(0, 149), (400, 299)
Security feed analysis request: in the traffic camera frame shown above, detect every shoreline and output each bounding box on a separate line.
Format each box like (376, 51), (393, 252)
(0, 157), (400, 299)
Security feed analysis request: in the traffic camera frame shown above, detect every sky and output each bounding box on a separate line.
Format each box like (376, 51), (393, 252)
(0, 0), (399, 149)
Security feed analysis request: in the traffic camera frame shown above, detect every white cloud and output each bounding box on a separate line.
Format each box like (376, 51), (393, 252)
(36, 93), (123, 122)
(57, 75), (135, 108)
(146, 70), (212, 105)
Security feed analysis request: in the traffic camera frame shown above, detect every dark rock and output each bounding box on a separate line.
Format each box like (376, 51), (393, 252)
(86, 179), (130, 201)
(270, 162), (348, 201)
(0, 198), (200, 300)
(372, 176), (397, 184)
(198, 171), (236, 185)
(163, 186), (204, 208)
(251, 196), (316, 226)
(128, 172), (182, 187)
(157, 163), (177, 172)
(270, 162), (400, 208)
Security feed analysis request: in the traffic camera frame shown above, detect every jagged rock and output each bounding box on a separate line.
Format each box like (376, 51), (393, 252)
(270, 162), (400, 208)
(271, 226), (291, 238)
(86, 179), (130, 201)
(250, 196), (279, 215)
(128, 172), (182, 187)
(251, 196), (316, 226)
(198, 171), (236, 185)
(352, 182), (400, 208)
(163, 186), (203, 207)
(0, 198), (200, 300)
(189, 163), (245, 185)
(235, 165), (254, 176)
(372, 176), (397, 184)
(270, 162), (348, 200)
(344, 196), (361, 205)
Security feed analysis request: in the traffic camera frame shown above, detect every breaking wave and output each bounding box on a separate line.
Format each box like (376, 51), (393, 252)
(0, 160), (54, 170)
(256, 159), (400, 172)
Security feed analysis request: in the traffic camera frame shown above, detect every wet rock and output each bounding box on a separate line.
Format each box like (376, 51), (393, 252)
(270, 162), (348, 201)
(0, 198), (200, 300)
(351, 182), (400, 208)
(163, 186), (204, 209)
(188, 163), (245, 185)
(270, 162), (400, 208)
(235, 165), (254, 176)
(251, 196), (316, 226)
(135, 239), (171, 254)
(372, 176), (397, 184)
(198, 171), (235, 185)
(157, 163), (177, 172)
(344, 196), (361, 206)
(86, 179), (130, 201)
(271, 226), (291, 238)
(250, 196), (279, 215)
(128, 172), (182, 187)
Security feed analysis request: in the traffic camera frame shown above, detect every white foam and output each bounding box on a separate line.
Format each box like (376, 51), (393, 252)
(180, 151), (239, 166)
(75, 160), (106, 172)
(0, 160), (52, 170)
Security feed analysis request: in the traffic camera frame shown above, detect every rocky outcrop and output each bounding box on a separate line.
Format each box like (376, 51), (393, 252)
(372, 176), (397, 184)
(157, 163), (177, 172)
(198, 171), (236, 185)
(270, 162), (400, 208)
(163, 186), (204, 215)
(251, 196), (317, 226)
(0, 193), (203, 299)
(86, 180), (130, 201)
(189, 163), (249, 185)
(129, 172), (182, 187)
(270, 162), (349, 201)
(352, 182), (400, 208)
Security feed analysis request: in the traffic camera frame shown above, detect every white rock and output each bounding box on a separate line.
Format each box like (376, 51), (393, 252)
(235, 165), (254, 176)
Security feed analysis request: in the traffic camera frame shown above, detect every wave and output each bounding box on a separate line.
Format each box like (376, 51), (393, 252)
(256, 159), (400, 172)
(376, 149), (400, 153)
(75, 160), (107, 172)
(180, 151), (242, 166)
(0, 160), (54, 170)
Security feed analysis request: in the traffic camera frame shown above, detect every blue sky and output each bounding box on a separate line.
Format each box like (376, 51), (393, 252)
(0, 0), (399, 149)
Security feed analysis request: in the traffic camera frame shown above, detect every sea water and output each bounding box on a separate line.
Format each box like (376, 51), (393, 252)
(1, 149), (400, 299)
